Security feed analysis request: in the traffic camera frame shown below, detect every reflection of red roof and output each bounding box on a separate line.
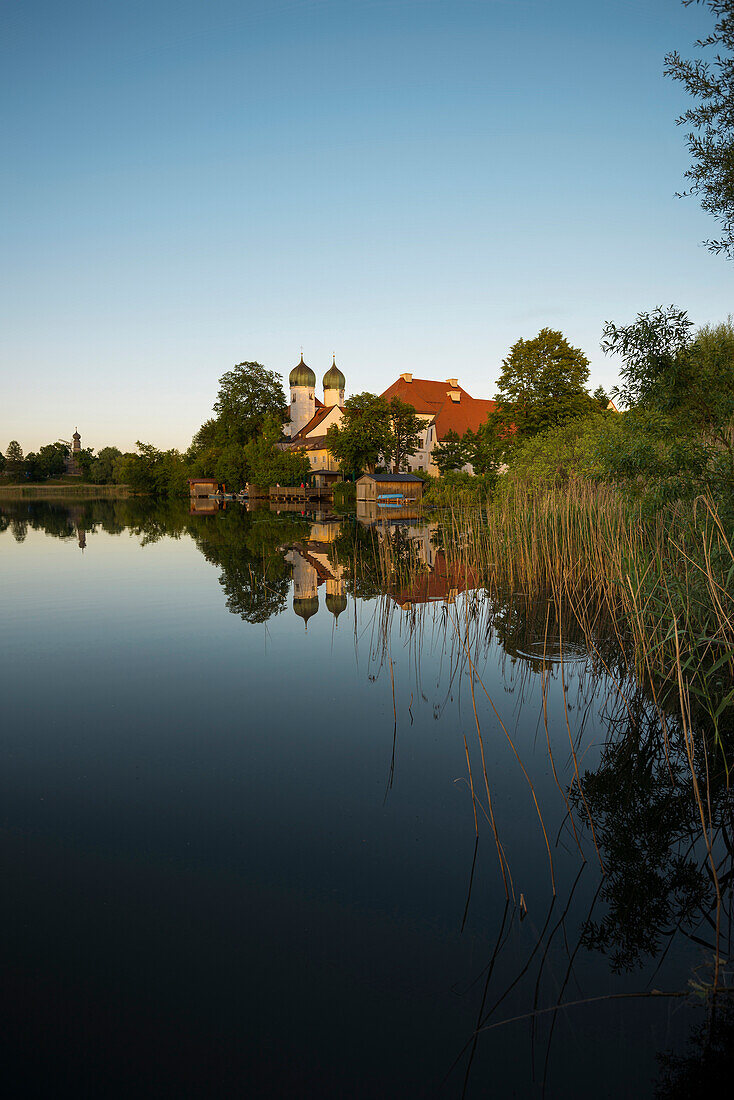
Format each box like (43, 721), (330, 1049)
(380, 377), (496, 441)
(390, 551), (478, 607)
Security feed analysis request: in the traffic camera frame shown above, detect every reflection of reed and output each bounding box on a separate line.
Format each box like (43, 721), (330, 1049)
(348, 497), (733, 1087)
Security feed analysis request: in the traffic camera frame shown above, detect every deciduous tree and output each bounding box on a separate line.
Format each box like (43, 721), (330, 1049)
(212, 362), (287, 445)
(388, 396), (422, 472)
(493, 328), (593, 441)
(665, 1), (734, 255)
(325, 393), (393, 475)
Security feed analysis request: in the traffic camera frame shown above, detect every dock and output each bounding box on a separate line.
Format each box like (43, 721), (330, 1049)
(269, 486), (332, 503)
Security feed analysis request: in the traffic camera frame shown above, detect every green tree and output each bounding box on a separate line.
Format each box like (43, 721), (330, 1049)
(113, 442), (189, 496)
(465, 420), (504, 474)
(493, 328), (593, 441)
(432, 429), (469, 473)
(89, 447), (123, 484)
(24, 442), (67, 481)
(601, 305), (695, 410)
(74, 446), (95, 479)
(325, 392), (393, 475)
(243, 416), (310, 487)
(212, 362), (287, 446)
(665, 1), (734, 256)
(592, 385), (610, 408)
(388, 396), (422, 472)
(5, 440), (24, 477)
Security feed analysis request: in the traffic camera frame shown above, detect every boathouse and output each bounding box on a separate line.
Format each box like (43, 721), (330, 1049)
(188, 477), (219, 498)
(356, 473), (423, 503)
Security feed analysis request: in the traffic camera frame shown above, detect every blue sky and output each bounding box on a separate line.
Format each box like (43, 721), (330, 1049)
(2, 0), (729, 452)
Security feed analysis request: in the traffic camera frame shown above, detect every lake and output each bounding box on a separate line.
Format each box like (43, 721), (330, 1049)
(0, 498), (726, 1097)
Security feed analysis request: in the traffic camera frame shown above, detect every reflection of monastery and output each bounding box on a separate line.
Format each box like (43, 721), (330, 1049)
(283, 513), (478, 625)
(283, 356), (497, 477)
(367, 518), (479, 609)
(283, 519), (347, 629)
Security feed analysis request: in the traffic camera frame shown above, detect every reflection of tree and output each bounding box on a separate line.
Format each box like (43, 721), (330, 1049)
(0, 500), (311, 625)
(191, 509), (310, 624)
(576, 692), (731, 974)
(11, 518), (28, 542)
(656, 998), (734, 1097)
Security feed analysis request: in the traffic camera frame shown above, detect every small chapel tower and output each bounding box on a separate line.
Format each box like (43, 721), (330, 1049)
(66, 428), (82, 475)
(288, 354), (316, 438)
(323, 356), (345, 408)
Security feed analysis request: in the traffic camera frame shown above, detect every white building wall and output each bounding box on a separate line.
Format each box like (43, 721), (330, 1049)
(289, 385), (316, 437)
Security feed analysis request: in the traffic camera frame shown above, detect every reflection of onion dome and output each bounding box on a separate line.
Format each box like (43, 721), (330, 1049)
(289, 354), (316, 388)
(293, 595), (319, 629)
(326, 592), (347, 621)
(323, 356), (345, 392)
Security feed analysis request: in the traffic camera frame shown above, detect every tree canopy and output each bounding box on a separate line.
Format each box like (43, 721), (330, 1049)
(211, 362), (287, 446)
(665, 0), (734, 256)
(492, 328), (593, 440)
(325, 393), (393, 475)
(387, 396), (422, 472)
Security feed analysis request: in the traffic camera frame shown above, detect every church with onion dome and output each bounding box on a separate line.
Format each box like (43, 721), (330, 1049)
(282, 354), (348, 487)
(282, 350), (502, 479)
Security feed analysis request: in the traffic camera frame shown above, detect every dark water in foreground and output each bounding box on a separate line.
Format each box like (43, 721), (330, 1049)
(0, 499), (729, 1098)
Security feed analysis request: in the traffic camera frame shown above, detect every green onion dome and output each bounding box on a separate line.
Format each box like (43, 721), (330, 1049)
(322, 356), (345, 391)
(326, 592), (347, 620)
(293, 595), (319, 628)
(289, 354), (316, 388)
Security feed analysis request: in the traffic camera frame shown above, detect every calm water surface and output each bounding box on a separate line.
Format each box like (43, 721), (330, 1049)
(0, 499), (724, 1097)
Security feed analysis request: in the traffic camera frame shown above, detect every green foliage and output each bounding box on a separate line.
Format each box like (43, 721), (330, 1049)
(388, 396), (422, 471)
(432, 429), (468, 473)
(213, 444), (250, 491)
(89, 447), (123, 484)
(325, 392), (393, 475)
(74, 446), (95, 479)
(332, 481), (356, 510)
(23, 442), (68, 481)
(423, 469), (496, 505)
(242, 416), (310, 487)
(492, 327), (594, 442)
(501, 415), (604, 489)
(601, 305), (695, 410)
(665, 1), (734, 256)
(4, 440), (24, 476)
(0, 452), (5, 474)
(113, 442), (189, 497)
(602, 307), (734, 495)
(212, 362), (287, 446)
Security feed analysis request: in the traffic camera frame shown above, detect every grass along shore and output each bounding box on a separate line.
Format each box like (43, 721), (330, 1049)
(0, 481), (131, 499)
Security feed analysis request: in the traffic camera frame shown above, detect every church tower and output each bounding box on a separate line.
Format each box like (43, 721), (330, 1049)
(323, 356), (345, 408)
(288, 354), (316, 438)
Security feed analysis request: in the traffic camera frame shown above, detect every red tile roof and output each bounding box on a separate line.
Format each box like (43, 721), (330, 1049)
(291, 405), (337, 441)
(434, 397), (496, 440)
(380, 377), (496, 441)
(381, 376), (473, 412)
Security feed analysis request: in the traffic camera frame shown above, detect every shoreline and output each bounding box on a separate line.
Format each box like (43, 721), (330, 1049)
(0, 483), (131, 500)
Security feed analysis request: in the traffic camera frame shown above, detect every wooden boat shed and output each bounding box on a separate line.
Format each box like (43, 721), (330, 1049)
(188, 477), (219, 498)
(356, 473), (423, 503)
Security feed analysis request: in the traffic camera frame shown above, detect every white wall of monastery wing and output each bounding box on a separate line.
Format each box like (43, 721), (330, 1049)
(303, 406), (344, 438)
(401, 415), (437, 473)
